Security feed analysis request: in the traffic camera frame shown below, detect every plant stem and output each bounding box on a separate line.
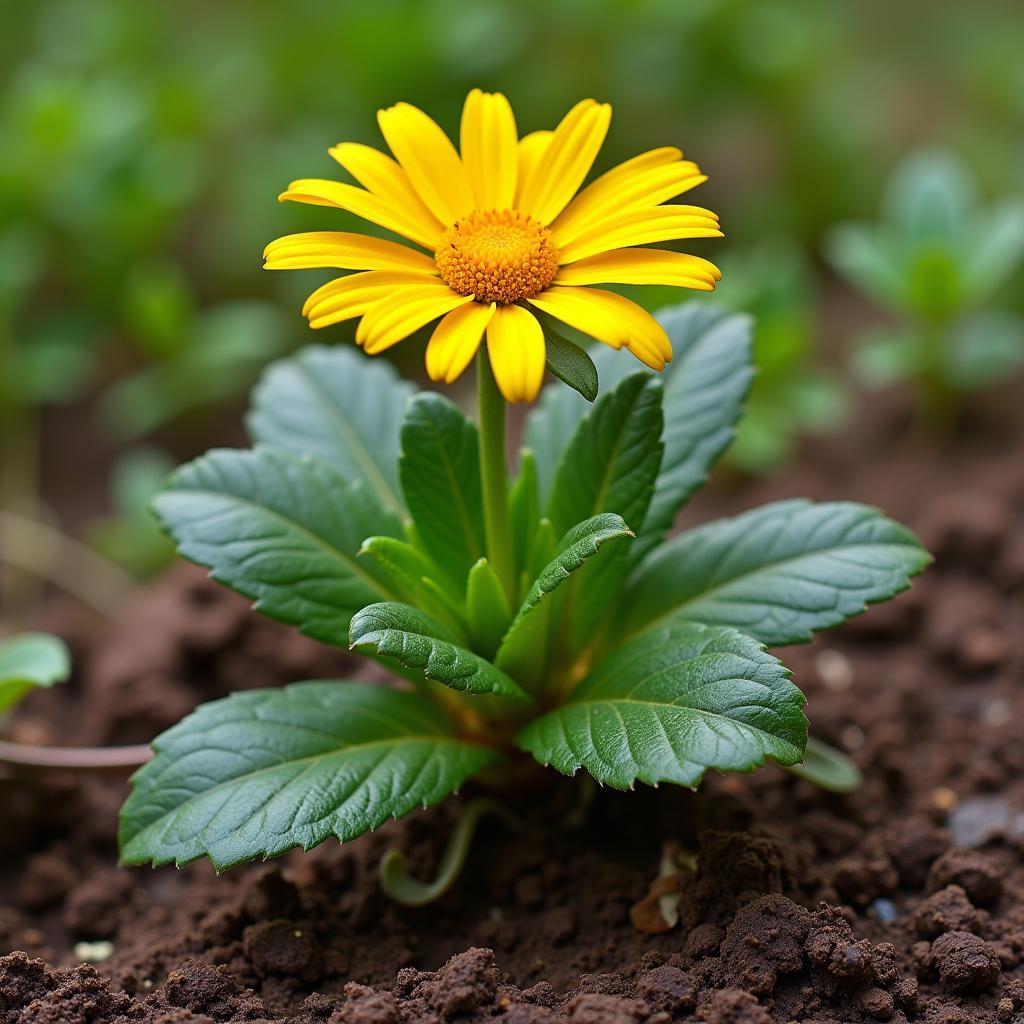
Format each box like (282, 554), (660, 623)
(476, 350), (516, 606)
(378, 796), (519, 906)
(0, 739), (151, 773)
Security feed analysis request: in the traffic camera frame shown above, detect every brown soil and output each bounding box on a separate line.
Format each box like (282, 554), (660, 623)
(3, 401), (1024, 1023)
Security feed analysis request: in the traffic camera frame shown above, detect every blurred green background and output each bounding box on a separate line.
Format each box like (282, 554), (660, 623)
(1, 0), (1023, 592)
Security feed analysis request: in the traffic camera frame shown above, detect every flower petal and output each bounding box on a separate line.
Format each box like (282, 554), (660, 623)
(426, 301), (496, 384)
(279, 179), (442, 250)
(328, 142), (445, 248)
(301, 271), (436, 329)
(485, 304), (546, 403)
(557, 206), (722, 264)
(552, 154), (708, 247)
(529, 286), (672, 370)
(460, 89), (517, 211)
(356, 283), (472, 355)
(555, 248), (721, 290)
(516, 100), (612, 226)
(377, 102), (474, 226)
(515, 131), (552, 209)
(264, 231), (436, 273)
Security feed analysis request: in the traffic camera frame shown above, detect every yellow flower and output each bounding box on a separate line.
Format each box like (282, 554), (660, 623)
(264, 91), (722, 403)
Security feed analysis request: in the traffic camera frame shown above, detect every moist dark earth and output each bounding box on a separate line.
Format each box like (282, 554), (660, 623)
(3, 398), (1024, 1023)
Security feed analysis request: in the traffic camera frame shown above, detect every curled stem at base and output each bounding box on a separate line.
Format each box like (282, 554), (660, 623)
(784, 735), (862, 793)
(379, 796), (520, 907)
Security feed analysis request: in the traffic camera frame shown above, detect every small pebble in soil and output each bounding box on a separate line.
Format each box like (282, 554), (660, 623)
(869, 898), (899, 923)
(815, 648), (854, 692)
(948, 795), (1024, 848)
(72, 940), (113, 963)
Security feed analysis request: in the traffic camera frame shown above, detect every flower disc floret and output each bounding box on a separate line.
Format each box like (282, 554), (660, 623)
(436, 209), (559, 305)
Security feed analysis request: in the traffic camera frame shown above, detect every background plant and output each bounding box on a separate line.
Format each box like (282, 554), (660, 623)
(118, 302), (928, 875)
(826, 149), (1024, 427)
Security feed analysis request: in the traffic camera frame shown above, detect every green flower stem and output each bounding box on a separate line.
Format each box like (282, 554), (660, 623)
(477, 350), (517, 606)
(378, 796), (518, 906)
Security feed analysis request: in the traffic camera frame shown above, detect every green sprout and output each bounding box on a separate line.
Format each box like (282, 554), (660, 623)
(119, 303), (929, 886)
(826, 149), (1024, 428)
(0, 632), (70, 716)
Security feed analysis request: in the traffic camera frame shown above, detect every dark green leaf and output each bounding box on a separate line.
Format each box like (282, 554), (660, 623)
(544, 328), (599, 402)
(546, 374), (662, 648)
(495, 513), (634, 691)
(152, 447), (402, 645)
(547, 373), (663, 538)
(0, 632), (71, 715)
(248, 345), (412, 515)
(634, 304), (755, 561)
(623, 499), (931, 646)
(350, 602), (527, 700)
(399, 394), (485, 591)
(119, 682), (497, 869)
(517, 623), (806, 790)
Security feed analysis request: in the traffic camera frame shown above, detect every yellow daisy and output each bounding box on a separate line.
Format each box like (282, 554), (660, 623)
(264, 90), (722, 403)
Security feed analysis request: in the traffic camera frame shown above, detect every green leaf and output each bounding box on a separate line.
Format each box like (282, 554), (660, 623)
(547, 373), (663, 537)
(349, 602), (527, 700)
(784, 736), (861, 793)
(623, 499), (931, 646)
(523, 302), (754, 548)
(543, 328), (599, 402)
(634, 304), (755, 561)
(152, 447), (402, 645)
(399, 393), (485, 591)
(495, 513), (634, 691)
(466, 560), (513, 658)
(248, 345), (412, 516)
(546, 374), (663, 647)
(119, 682), (498, 869)
(517, 623), (806, 790)
(0, 633), (71, 715)
(357, 536), (467, 641)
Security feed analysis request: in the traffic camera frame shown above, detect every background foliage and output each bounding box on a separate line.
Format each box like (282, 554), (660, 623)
(1, 0), (1023, 589)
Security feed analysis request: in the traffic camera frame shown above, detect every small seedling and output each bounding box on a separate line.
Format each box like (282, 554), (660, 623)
(826, 149), (1024, 426)
(118, 93), (929, 897)
(0, 632), (70, 715)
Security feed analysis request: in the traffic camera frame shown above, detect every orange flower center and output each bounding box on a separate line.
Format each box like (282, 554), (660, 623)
(436, 209), (559, 305)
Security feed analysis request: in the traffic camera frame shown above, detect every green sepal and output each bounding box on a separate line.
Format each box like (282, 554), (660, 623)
(466, 559), (513, 659)
(543, 327), (599, 402)
(349, 602), (529, 701)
